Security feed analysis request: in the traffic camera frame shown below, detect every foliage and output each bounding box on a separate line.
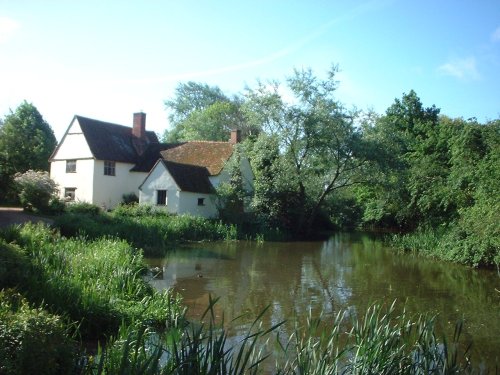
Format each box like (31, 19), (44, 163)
(13, 170), (58, 212)
(0, 291), (76, 375)
(0, 239), (27, 289)
(65, 201), (101, 215)
(82, 299), (480, 374)
(0, 101), (57, 203)
(53, 207), (238, 256)
(215, 144), (248, 223)
(0, 223), (185, 338)
(245, 66), (378, 236)
(163, 81), (259, 142)
(122, 192), (139, 205)
(279, 301), (473, 374)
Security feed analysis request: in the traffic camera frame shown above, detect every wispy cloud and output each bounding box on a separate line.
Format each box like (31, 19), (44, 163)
(437, 57), (480, 81)
(0, 17), (20, 43)
(491, 26), (500, 42)
(118, 0), (392, 85)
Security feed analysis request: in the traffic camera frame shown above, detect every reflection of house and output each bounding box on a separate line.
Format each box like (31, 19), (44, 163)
(49, 112), (253, 216)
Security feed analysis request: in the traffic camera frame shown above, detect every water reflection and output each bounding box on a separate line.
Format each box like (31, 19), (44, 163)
(146, 233), (500, 368)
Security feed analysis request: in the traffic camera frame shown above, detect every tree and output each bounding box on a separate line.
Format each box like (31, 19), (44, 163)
(0, 101), (57, 203)
(358, 91), (451, 229)
(246, 66), (377, 235)
(163, 82), (260, 142)
(216, 145), (248, 223)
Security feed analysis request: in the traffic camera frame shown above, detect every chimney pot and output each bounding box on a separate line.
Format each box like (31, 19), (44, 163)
(230, 129), (241, 144)
(133, 112), (146, 139)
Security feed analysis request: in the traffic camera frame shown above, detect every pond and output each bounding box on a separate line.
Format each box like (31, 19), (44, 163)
(146, 232), (500, 369)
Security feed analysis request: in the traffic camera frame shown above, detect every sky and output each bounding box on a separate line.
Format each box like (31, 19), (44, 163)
(1, 0), (499, 140)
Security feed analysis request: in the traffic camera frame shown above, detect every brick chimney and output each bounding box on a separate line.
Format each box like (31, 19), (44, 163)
(230, 129), (241, 144)
(133, 112), (146, 139)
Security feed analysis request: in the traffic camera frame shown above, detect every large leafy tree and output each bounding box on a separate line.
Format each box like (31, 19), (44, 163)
(163, 82), (259, 142)
(0, 101), (57, 202)
(360, 91), (447, 228)
(246, 66), (377, 235)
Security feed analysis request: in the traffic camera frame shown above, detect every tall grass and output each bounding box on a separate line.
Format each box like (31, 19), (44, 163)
(54, 204), (238, 256)
(277, 301), (475, 374)
(389, 226), (500, 268)
(82, 299), (484, 374)
(0, 223), (184, 338)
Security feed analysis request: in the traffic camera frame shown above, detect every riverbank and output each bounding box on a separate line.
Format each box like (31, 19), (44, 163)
(1, 219), (495, 373)
(389, 226), (500, 268)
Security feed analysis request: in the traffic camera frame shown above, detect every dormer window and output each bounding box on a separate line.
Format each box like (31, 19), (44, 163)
(104, 161), (115, 176)
(66, 160), (76, 173)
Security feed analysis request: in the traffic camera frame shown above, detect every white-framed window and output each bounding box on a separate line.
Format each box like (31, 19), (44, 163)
(64, 187), (76, 201)
(104, 160), (115, 176)
(197, 198), (205, 206)
(66, 160), (76, 173)
(156, 190), (167, 205)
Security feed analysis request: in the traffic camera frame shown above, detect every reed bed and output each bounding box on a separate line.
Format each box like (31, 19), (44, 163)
(86, 299), (484, 374)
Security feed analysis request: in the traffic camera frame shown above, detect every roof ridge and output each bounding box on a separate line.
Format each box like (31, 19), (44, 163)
(184, 140), (232, 144)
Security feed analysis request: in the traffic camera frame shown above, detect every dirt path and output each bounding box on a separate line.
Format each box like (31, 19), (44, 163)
(0, 207), (53, 228)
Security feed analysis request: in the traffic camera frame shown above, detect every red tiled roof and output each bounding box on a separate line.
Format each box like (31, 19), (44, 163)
(160, 141), (234, 176)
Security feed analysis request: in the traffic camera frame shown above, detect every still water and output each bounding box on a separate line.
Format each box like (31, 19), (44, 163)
(146, 232), (500, 368)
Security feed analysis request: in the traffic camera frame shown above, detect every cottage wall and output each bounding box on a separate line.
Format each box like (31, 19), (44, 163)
(51, 119), (93, 159)
(139, 162), (180, 214)
(50, 158), (95, 203)
(177, 191), (218, 218)
(92, 161), (146, 209)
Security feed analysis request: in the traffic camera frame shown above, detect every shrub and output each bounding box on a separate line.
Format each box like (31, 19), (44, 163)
(13, 170), (58, 212)
(0, 291), (76, 375)
(112, 203), (169, 218)
(65, 201), (101, 215)
(122, 192), (139, 205)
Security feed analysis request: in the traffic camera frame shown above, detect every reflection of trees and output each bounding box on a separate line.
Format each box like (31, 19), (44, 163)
(148, 234), (500, 367)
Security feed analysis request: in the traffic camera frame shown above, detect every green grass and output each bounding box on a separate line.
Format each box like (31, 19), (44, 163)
(0, 222), (488, 373)
(53, 204), (238, 256)
(84, 299), (484, 374)
(0, 223), (184, 339)
(390, 225), (500, 268)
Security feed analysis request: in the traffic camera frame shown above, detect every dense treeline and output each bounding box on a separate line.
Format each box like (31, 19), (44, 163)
(164, 67), (499, 267)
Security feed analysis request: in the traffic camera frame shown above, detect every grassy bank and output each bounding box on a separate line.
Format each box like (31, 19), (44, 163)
(0, 222), (492, 373)
(0, 223), (184, 338)
(53, 203), (238, 256)
(390, 224), (500, 268)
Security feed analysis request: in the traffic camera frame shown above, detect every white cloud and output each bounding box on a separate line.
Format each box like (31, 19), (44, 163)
(437, 57), (480, 81)
(0, 17), (20, 43)
(491, 26), (500, 42)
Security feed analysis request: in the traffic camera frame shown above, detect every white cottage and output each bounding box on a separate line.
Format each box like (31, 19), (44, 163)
(49, 112), (253, 217)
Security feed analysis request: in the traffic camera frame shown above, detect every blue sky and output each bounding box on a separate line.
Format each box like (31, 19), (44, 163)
(1, 0), (499, 140)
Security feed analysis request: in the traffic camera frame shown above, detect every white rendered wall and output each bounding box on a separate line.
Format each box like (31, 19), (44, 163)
(139, 163), (180, 214)
(92, 161), (146, 209)
(51, 119), (93, 160)
(177, 191), (218, 218)
(50, 159), (95, 203)
(208, 156), (254, 192)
